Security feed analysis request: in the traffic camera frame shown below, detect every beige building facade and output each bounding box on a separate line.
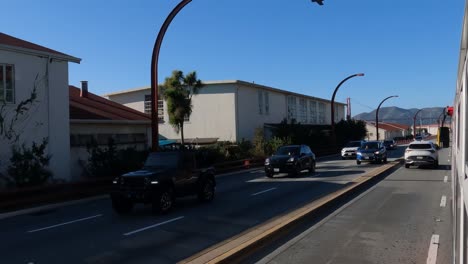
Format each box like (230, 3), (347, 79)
(104, 80), (346, 142)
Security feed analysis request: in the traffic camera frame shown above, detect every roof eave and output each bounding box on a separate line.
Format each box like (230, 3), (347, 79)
(0, 44), (81, 64)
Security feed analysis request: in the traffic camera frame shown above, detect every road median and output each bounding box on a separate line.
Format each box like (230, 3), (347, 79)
(179, 160), (402, 264)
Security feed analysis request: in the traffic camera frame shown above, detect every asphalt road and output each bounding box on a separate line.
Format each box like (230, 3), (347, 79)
(254, 147), (452, 264)
(0, 147), (406, 264)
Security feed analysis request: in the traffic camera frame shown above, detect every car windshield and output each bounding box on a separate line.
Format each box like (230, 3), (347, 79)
(275, 146), (300, 156)
(362, 142), (379, 149)
(143, 152), (179, 168)
(345, 141), (362, 147)
(409, 143), (433, 149)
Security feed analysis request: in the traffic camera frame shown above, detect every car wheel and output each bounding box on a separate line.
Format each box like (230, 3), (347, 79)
(384, 157), (388, 163)
(112, 197), (133, 215)
(356, 160), (361, 165)
(153, 186), (174, 214)
(405, 164), (410, 168)
(198, 178), (215, 202)
(308, 160), (316, 173)
(433, 160), (439, 169)
(294, 164), (302, 176)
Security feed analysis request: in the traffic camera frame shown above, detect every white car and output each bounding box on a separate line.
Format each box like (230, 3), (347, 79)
(341, 140), (364, 159)
(404, 140), (439, 169)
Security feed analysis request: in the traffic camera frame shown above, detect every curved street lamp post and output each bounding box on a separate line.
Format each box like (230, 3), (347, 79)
(413, 109), (422, 137)
(330, 73), (365, 145)
(375, 95), (398, 141)
(150, 0), (324, 151)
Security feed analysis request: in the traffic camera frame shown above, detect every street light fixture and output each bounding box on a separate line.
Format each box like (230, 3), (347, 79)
(330, 73), (365, 145)
(375, 95), (398, 141)
(150, 0), (323, 151)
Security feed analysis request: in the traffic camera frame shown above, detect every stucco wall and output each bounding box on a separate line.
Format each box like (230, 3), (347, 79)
(0, 50), (70, 180)
(236, 84), (287, 141)
(159, 84), (237, 142)
(106, 89), (147, 113)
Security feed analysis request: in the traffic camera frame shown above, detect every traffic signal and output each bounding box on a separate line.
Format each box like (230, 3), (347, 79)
(446, 106), (454, 116)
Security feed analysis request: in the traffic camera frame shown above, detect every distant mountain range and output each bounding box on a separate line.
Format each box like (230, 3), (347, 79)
(353, 106), (451, 126)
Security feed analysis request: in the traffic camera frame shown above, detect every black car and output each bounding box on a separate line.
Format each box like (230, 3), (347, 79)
(356, 141), (387, 164)
(110, 151), (216, 214)
(264, 145), (316, 178)
(383, 139), (396, 150)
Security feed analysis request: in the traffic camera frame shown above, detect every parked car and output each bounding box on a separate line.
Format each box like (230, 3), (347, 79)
(383, 139), (397, 150)
(404, 140), (439, 169)
(264, 145), (316, 178)
(356, 141), (387, 164)
(341, 140), (364, 159)
(110, 150), (216, 214)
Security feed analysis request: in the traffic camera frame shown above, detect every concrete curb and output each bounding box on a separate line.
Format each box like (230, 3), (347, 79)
(178, 160), (402, 264)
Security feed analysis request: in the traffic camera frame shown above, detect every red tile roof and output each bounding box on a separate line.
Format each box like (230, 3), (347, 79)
(0, 32), (79, 61)
(69, 86), (150, 121)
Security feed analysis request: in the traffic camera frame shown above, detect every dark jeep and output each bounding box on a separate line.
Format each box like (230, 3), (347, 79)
(110, 150), (216, 214)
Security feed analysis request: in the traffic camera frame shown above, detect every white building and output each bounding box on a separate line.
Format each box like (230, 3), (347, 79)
(0, 32), (80, 181)
(365, 121), (411, 141)
(104, 80), (346, 142)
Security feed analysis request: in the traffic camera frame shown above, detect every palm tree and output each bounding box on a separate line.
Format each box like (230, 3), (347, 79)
(161, 70), (203, 146)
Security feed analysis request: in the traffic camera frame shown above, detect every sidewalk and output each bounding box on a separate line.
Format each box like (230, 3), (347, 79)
(257, 148), (452, 264)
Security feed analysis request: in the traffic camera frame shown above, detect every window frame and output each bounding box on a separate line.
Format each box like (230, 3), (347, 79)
(0, 64), (15, 103)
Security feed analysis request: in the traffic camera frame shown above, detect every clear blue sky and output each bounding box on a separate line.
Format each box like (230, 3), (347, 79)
(3, 0), (465, 116)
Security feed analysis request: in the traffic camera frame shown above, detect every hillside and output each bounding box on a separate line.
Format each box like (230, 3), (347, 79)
(353, 106), (451, 126)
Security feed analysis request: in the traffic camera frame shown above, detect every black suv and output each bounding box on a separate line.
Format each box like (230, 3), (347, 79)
(264, 145), (316, 177)
(110, 151), (215, 214)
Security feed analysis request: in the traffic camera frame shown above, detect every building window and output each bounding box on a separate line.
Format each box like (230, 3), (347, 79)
(144, 94), (164, 121)
(264, 91), (269, 115)
(287, 96), (297, 121)
(0, 64), (14, 103)
(258, 90), (263, 114)
(318, 102), (326, 124)
(299, 98), (307, 123)
(144, 95), (151, 114)
(184, 114), (190, 122)
(309, 100), (317, 124)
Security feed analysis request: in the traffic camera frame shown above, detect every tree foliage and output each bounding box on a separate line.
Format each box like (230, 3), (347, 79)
(7, 138), (52, 188)
(160, 70), (203, 146)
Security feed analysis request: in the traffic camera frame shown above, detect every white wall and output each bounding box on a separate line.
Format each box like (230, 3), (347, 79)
(0, 50), (70, 180)
(106, 89), (147, 113)
(159, 84), (237, 142)
(237, 84), (287, 141)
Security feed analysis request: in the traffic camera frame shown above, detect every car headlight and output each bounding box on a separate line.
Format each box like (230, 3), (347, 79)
(288, 157), (295, 162)
(374, 151), (380, 155)
(357, 152), (362, 155)
(265, 158), (270, 165)
(112, 177), (120, 184)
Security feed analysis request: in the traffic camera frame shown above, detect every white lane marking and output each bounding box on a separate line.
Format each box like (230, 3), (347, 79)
(444, 176), (448, 183)
(27, 214), (103, 233)
(123, 216), (184, 236)
(251, 187), (277, 196)
(440, 196), (447, 207)
(426, 234), (440, 264)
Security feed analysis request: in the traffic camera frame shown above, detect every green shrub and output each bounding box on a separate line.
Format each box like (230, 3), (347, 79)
(86, 138), (149, 178)
(7, 138), (52, 188)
